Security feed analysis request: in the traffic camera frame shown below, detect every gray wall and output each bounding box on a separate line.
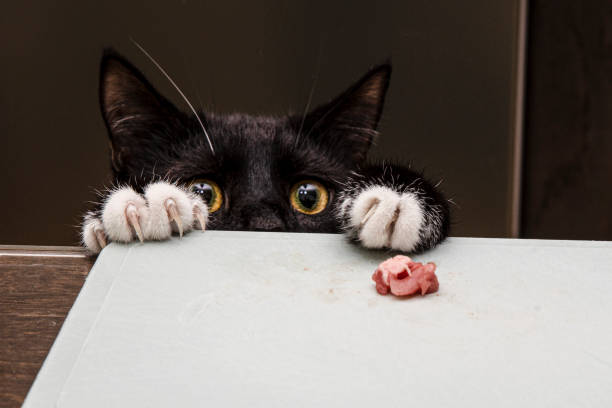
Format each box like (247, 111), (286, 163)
(1, 0), (521, 245)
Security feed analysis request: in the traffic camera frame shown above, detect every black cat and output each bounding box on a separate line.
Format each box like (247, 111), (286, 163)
(81, 50), (450, 254)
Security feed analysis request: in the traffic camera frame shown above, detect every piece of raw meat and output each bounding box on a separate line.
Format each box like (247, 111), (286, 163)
(372, 255), (439, 296)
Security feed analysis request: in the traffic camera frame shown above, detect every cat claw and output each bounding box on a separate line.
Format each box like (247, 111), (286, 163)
(193, 206), (206, 231)
(94, 226), (107, 249)
(360, 201), (379, 227)
(165, 198), (183, 237)
(125, 202), (144, 242)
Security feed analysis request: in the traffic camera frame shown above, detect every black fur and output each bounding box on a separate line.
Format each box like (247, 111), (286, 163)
(93, 49), (450, 251)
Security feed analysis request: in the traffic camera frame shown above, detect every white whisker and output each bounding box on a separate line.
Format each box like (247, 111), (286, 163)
(296, 41), (324, 145)
(179, 51), (207, 118)
(296, 64), (320, 145)
(130, 38), (215, 156)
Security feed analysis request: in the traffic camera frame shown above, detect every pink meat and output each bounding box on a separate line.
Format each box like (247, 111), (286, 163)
(372, 255), (439, 296)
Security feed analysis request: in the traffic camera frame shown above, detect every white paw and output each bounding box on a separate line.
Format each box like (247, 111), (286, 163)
(82, 181), (208, 253)
(349, 186), (423, 252)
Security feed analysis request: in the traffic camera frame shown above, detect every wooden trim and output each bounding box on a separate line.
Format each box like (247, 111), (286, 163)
(0, 246), (94, 407)
(0, 245), (89, 255)
(509, 0), (528, 238)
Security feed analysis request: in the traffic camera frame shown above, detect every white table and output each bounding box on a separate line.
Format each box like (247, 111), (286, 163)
(24, 231), (612, 407)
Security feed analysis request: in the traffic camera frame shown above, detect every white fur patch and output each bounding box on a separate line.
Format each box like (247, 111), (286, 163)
(350, 186), (401, 249)
(337, 197), (353, 220)
(102, 187), (148, 242)
(389, 192), (424, 252)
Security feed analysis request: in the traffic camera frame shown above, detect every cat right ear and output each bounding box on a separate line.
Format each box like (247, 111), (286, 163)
(99, 49), (182, 172)
(299, 63), (391, 164)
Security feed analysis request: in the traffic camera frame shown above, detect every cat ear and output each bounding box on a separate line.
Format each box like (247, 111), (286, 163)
(99, 49), (183, 172)
(300, 63), (391, 163)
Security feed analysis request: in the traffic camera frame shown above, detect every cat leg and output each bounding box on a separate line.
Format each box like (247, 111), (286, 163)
(336, 163), (450, 253)
(81, 182), (208, 254)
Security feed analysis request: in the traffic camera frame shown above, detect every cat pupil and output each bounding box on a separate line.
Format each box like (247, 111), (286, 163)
(297, 184), (319, 209)
(192, 183), (213, 204)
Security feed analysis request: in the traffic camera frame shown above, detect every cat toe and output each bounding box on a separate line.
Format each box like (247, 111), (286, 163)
(388, 193), (424, 252)
(191, 195), (208, 231)
(143, 182), (195, 240)
(81, 213), (107, 253)
(350, 186), (401, 248)
(101, 187), (149, 243)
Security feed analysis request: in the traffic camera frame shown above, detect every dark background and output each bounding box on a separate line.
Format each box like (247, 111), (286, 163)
(2, 0), (610, 246)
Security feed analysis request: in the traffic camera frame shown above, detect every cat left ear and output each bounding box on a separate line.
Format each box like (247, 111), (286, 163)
(300, 63), (391, 163)
(99, 49), (186, 174)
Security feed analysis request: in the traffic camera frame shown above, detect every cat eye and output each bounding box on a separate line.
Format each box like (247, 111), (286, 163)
(188, 179), (223, 213)
(290, 180), (329, 215)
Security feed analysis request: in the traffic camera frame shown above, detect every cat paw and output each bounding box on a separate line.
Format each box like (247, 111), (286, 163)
(81, 182), (208, 253)
(348, 186), (423, 252)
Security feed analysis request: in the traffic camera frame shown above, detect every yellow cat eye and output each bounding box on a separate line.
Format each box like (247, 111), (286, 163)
(188, 179), (223, 213)
(290, 180), (329, 215)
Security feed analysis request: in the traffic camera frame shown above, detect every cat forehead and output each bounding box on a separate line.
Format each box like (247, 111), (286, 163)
(206, 113), (290, 141)
(182, 112), (300, 168)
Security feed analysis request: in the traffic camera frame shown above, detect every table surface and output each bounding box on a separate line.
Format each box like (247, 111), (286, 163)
(22, 232), (612, 408)
(0, 246), (93, 408)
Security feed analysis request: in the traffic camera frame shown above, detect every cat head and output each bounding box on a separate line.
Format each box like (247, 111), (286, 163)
(99, 49), (391, 233)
